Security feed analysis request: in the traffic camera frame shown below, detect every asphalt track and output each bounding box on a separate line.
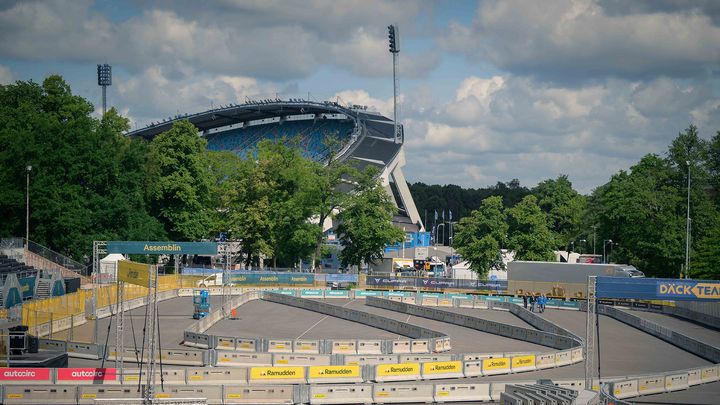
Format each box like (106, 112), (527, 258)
(618, 308), (720, 347)
(66, 296), (719, 403)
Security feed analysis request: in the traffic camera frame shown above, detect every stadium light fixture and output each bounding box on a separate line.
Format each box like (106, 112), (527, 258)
(388, 24), (401, 144)
(97, 64), (112, 116)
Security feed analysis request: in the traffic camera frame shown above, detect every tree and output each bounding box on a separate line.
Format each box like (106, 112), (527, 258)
(453, 196), (508, 278)
(146, 120), (214, 241)
(0, 77), (165, 261)
(337, 168), (404, 270)
(532, 175), (586, 248)
(692, 226), (720, 280)
(506, 195), (556, 261)
(592, 155), (685, 277)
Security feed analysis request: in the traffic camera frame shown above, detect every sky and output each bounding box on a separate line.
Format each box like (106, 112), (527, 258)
(1, 0), (719, 194)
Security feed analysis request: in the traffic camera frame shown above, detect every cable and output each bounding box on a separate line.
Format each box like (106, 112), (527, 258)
(136, 292), (150, 393)
(99, 288), (115, 369)
(130, 306), (139, 364)
(156, 306), (165, 391)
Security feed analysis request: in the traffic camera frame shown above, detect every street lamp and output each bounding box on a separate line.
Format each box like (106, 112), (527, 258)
(26, 165), (32, 242)
(580, 239), (587, 255)
(603, 239), (613, 264)
(685, 160), (691, 279)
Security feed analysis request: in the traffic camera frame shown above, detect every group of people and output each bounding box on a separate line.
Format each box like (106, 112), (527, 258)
(522, 292), (547, 313)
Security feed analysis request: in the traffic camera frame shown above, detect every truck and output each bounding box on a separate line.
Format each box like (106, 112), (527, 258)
(507, 261), (644, 298)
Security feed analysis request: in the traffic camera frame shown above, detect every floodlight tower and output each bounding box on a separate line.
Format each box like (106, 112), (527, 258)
(97, 64), (112, 115)
(388, 25), (401, 143)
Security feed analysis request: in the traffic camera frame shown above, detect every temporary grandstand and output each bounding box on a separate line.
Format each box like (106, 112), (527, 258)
(126, 99), (424, 232)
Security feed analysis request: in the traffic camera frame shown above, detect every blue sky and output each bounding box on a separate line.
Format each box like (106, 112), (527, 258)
(1, 0), (718, 193)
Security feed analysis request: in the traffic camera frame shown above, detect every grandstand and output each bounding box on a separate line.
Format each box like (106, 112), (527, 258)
(0, 254), (36, 284)
(127, 99), (424, 231)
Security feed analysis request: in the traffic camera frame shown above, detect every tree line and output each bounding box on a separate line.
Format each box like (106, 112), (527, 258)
(0, 76), (402, 270)
(444, 125), (720, 279)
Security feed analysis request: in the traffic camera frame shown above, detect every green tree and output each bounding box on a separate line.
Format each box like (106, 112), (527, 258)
(454, 196), (508, 277)
(532, 175), (586, 248)
(692, 226), (720, 280)
(506, 195), (556, 261)
(337, 169), (404, 270)
(0, 77), (164, 260)
(146, 120), (213, 241)
(593, 155), (685, 277)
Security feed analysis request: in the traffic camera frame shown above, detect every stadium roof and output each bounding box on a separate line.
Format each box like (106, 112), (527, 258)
(126, 99), (388, 140)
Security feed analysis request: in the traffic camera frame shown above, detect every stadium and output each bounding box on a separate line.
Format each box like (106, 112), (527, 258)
(126, 99), (424, 233)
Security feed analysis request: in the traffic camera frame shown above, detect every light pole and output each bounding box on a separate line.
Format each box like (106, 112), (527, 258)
(685, 160), (691, 279)
(580, 239), (587, 255)
(26, 165), (32, 242)
(603, 240), (613, 264)
(592, 226), (597, 256)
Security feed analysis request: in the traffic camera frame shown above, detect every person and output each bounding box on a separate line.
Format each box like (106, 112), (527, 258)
(522, 292), (528, 309)
(540, 294), (547, 313)
(529, 293), (536, 312)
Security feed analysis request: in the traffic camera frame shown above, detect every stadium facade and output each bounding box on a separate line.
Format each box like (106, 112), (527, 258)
(127, 99), (423, 232)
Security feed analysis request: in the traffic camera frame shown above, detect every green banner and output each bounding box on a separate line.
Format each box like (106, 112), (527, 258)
(229, 273), (314, 286)
(106, 241), (218, 255)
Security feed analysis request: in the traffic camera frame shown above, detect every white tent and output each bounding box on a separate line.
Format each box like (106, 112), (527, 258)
(98, 253), (125, 284)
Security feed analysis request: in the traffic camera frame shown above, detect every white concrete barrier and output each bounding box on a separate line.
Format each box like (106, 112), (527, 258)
(481, 357), (511, 376)
(637, 376), (665, 396)
(510, 354), (536, 373)
(357, 340), (383, 355)
(293, 340), (320, 354)
(421, 360), (464, 380)
(535, 353), (556, 370)
(273, 354), (332, 366)
(434, 383), (491, 402)
(330, 340), (357, 355)
(374, 363), (422, 382)
(3, 385), (77, 405)
(306, 365), (363, 384)
(215, 351), (273, 367)
(267, 339), (293, 353)
(223, 385), (296, 404)
(701, 365), (720, 383)
(154, 385), (223, 405)
(463, 361), (483, 377)
(186, 368), (248, 385)
(344, 355), (399, 366)
(373, 383), (434, 404)
(611, 379), (639, 399)
(665, 372), (689, 392)
(77, 386), (139, 405)
(247, 366), (306, 385)
(308, 384), (373, 404)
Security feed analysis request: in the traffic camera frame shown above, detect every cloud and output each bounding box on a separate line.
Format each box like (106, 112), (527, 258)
(399, 73), (719, 193)
(0, 0), (437, 81)
(438, 0), (720, 80)
(0, 65), (13, 84)
(116, 65), (276, 128)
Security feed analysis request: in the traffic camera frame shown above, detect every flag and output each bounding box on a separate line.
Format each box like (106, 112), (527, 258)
(434, 209), (438, 222)
(442, 210), (445, 222)
(449, 210), (453, 221)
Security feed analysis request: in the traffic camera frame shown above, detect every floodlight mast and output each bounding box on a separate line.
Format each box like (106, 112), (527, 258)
(97, 64), (112, 115)
(388, 24), (401, 144)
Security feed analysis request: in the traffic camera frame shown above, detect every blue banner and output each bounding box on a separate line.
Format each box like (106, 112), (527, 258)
(365, 276), (507, 292)
(323, 274), (358, 283)
(596, 277), (720, 301)
(19, 276), (36, 299)
(107, 241), (218, 255)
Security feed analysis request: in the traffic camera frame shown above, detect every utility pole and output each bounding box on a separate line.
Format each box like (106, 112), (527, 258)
(25, 165), (31, 243)
(685, 161), (691, 279)
(388, 24), (401, 143)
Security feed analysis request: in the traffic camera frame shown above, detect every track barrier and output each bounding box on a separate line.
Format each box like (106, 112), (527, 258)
(3, 385), (77, 404)
(214, 351), (273, 367)
(308, 384), (373, 404)
(186, 368), (248, 385)
(434, 383), (491, 402)
(373, 363), (421, 382)
(307, 365), (363, 384)
(421, 360), (463, 379)
(248, 366), (306, 385)
(77, 386), (139, 405)
(373, 383), (434, 404)
(223, 385), (297, 404)
(154, 385), (223, 404)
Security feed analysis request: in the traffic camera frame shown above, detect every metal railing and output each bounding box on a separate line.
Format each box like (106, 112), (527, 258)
(25, 238), (86, 275)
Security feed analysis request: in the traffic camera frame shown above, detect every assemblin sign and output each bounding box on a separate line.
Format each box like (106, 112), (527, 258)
(106, 241), (218, 255)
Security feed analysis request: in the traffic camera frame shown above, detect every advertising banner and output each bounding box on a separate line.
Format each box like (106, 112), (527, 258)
(249, 366), (305, 380)
(56, 368), (116, 381)
(117, 260), (151, 287)
(596, 277), (720, 301)
(482, 357), (510, 371)
(0, 368), (51, 381)
(308, 365), (360, 379)
(365, 276), (508, 292)
(376, 363), (420, 377)
(422, 361), (462, 375)
(229, 273), (314, 286)
(107, 241), (218, 255)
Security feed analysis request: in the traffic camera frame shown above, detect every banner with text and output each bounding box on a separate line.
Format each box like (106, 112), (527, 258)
(596, 277), (720, 301)
(366, 276), (507, 292)
(117, 260), (151, 287)
(230, 273), (314, 286)
(107, 241), (218, 255)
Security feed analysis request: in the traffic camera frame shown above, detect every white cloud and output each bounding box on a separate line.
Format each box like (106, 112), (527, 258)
(399, 73), (719, 193)
(332, 89), (400, 118)
(116, 65), (276, 129)
(439, 0), (720, 80)
(0, 0), (437, 81)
